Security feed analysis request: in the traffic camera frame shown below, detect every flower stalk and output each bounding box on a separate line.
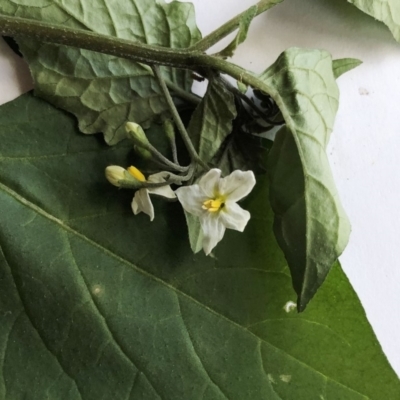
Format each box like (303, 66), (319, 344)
(163, 119), (179, 165)
(151, 65), (208, 170)
(125, 122), (188, 173)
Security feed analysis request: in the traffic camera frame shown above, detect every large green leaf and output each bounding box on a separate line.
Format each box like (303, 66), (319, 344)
(261, 48), (351, 311)
(348, 0), (400, 42)
(0, 0), (201, 144)
(1, 93), (399, 399)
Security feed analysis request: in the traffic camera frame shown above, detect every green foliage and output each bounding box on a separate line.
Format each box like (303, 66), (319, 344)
(0, 0), (201, 144)
(348, 0), (400, 42)
(333, 58), (363, 79)
(215, 132), (272, 176)
(261, 48), (351, 311)
(1, 92), (399, 400)
(188, 78), (237, 165)
(219, 5), (258, 58)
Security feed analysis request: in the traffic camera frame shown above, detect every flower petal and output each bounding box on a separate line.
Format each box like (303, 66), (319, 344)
(131, 189), (155, 221)
(146, 172), (176, 199)
(200, 213), (226, 255)
(219, 202), (250, 232)
(218, 170), (256, 202)
(175, 185), (207, 217)
(147, 185), (176, 199)
(198, 169), (221, 197)
(147, 172), (169, 183)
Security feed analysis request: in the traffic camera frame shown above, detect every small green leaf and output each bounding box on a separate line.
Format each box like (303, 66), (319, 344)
(219, 6), (258, 58)
(348, 0), (400, 42)
(333, 58), (363, 79)
(188, 77), (237, 165)
(260, 48), (351, 311)
(237, 81), (248, 94)
(0, 93), (399, 399)
(0, 0), (201, 144)
(218, 0), (284, 58)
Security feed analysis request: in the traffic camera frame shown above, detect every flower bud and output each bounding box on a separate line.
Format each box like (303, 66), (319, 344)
(133, 145), (153, 160)
(126, 122), (153, 160)
(125, 122), (150, 147)
(105, 166), (126, 187)
(105, 165), (145, 189)
(163, 119), (175, 141)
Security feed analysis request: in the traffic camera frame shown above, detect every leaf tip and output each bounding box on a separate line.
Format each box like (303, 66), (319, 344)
(333, 58), (363, 79)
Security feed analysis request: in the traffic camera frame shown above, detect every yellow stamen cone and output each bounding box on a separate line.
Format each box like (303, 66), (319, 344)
(127, 166), (146, 182)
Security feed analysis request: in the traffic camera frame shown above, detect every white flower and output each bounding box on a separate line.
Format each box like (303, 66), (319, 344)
(175, 168), (256, 255)
(131, 169), (176, 221)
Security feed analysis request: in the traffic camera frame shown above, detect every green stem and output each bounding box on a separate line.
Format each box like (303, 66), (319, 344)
(191, 0), (282, 52)
(0, 13), (289, 129)
(167, 81), (201, 105)
(143, 141), (188, 173)
(0, 15), (197, 68)
(165, 163), (196, 183)
(139, 64), (201, 104)
(151, 65), (208, 170)
(0, 15), (261, 90)
(163, 119), (179, 165)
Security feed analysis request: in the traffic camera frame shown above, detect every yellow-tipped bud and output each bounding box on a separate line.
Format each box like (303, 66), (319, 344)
(105, 166), (126, 187)
(105, 165), (145, 189)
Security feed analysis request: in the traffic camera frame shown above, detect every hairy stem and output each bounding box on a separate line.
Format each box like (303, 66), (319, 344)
(163, 119), (180, 165)
(151, 65), (208, 170)
(143, 140), (188, 173)
(0, 15), (196, 67)
(167, 82), (201, 104)
(139, 63), (201, 104)
(0, 13), (290, 130)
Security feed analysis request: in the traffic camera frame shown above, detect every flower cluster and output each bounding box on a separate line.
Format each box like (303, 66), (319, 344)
(106, 165), (255, 255)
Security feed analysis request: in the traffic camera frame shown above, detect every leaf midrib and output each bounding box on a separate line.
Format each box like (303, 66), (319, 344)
(0, 180), (371, 400)
(269, 83), (337, 308)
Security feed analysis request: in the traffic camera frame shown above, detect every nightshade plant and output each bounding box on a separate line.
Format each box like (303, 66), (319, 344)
(0, 0), (399, 399)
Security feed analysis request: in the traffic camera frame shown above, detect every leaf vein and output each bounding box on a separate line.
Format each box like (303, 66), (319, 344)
(176, 294), (229, 400)
(65, 236), (165, 400)
(0, 245), (84, 400)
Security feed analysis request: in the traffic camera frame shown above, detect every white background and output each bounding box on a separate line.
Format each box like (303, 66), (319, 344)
(0, 0), (399, 377)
